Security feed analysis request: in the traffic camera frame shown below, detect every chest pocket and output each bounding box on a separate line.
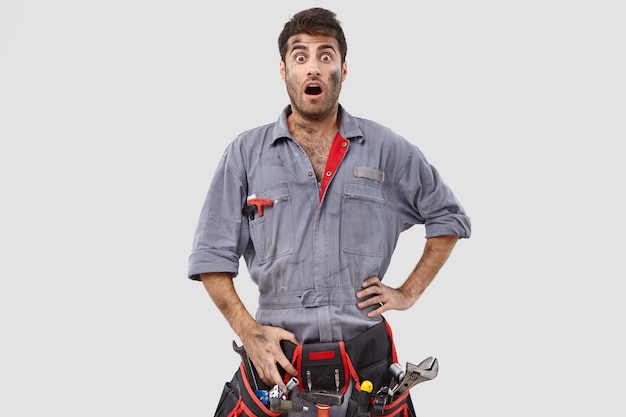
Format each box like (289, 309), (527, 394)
(248, 183), (294, 264)
(341, 182), (387, 257)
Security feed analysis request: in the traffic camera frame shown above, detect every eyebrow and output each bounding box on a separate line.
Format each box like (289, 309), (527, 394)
(289, 40), (337, 55)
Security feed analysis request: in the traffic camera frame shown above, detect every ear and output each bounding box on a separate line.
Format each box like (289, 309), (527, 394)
(341, 61), (348, 82)
(280, 60), (286, 82)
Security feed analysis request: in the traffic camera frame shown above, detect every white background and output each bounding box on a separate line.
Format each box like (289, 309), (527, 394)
(1, 1), (624, 416)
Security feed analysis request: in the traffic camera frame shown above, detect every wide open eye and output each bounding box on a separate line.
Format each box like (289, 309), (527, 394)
(320, 54), (332, 63)
(295, 54), (306, 63)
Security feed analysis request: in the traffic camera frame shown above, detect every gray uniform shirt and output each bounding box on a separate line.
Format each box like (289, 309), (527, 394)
(188, 105), (471, 343)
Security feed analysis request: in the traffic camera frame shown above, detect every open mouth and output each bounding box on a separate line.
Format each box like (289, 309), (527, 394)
(305, 84), (323, 96)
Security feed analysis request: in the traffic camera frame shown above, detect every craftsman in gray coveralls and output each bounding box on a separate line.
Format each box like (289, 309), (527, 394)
(188, 7), (471, 417)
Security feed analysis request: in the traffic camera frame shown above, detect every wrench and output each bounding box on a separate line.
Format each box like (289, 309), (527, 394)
(232, 340), (261, 391)
(390, 356), (439, 398)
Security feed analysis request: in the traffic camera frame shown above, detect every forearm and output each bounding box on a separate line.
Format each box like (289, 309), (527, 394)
(200, 272), (256, 339)
(200, 272), (300, 386)
(400, 235), (459, 302)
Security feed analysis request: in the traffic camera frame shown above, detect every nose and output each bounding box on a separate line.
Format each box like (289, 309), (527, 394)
(306, 60), (321, 76)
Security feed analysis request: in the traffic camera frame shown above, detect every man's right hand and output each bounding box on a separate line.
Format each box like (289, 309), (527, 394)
(240, 322), (300, 389)
(200, 273), (299, 389)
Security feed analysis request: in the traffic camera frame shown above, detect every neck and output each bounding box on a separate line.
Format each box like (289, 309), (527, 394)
(288, 105), (341, 137)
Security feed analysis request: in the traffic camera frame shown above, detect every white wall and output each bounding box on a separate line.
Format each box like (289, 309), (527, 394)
(1, 1), (624, 416)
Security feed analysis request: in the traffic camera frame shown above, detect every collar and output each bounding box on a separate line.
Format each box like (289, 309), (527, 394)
(270, 104), (365, 146)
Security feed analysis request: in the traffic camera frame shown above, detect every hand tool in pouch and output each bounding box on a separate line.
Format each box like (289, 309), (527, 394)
(358, 380), (373, 417)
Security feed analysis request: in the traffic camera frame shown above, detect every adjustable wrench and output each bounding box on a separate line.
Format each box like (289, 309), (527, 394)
(373, 357), (439, 413)
(390, 356), (439, 398)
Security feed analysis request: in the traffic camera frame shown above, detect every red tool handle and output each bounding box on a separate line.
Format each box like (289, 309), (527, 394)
(247, 198), (274, 217)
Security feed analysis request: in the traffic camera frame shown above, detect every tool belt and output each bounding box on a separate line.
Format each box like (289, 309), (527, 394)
(213, 320), (417, 417)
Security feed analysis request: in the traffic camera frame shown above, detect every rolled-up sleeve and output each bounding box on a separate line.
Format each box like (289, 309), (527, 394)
(395, 147), (471, 239)
(188, 147), (249, 280)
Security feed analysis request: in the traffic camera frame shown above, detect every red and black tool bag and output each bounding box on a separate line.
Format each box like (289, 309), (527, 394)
(214, 362), (281, 417)
(214, 320), (417, 417)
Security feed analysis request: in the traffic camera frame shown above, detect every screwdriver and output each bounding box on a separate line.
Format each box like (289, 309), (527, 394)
(358, 380), (373, 417)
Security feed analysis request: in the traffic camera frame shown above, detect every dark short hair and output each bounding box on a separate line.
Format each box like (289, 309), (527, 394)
(278, 8), (347, 63)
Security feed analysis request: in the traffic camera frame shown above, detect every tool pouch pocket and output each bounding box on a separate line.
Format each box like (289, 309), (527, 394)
(342, 321), (416, 417)
(370, 392), (415, 417)
(284, 341), (351, 395)
(344, 384), (416, 417)
(344, 321), (394, 391)
(214, 364), (281, 417)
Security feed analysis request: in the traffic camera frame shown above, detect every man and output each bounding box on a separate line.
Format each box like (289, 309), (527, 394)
(188, 7), (471, 417)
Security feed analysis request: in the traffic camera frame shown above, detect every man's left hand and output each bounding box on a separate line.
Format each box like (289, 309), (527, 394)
(356, 277), (414, 317)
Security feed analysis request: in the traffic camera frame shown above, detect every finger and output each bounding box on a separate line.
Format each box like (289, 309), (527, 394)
(361, 276), (381, 288)
(256, 358), (285, 388)
(268, 366), (287, 389)
(367, 302), (387, 318)
(278, 329), (300, 346)
(359, 293), (389, 310)
(276, 331), (299, 375)
(255, 361), (274, 387)
(355, 288), (371, 300)
(277, 354), (298, 377)
(356, 284), (382, 300)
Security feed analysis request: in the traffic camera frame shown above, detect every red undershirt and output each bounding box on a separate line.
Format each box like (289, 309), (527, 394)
(319, 132), (349, 201)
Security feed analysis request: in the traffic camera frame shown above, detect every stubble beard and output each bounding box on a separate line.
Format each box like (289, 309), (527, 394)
(286, 69), (342, 122)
